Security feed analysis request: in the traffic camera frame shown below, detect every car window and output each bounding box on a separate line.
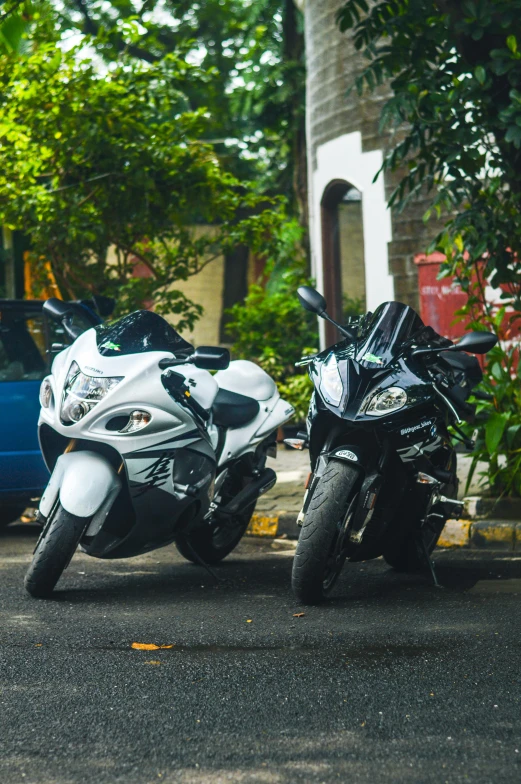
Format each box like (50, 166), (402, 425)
(0, 302), (101, 382)
(0, 308), (48, 381)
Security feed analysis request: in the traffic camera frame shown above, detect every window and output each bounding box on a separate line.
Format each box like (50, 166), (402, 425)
(0, 304), (66, 382)
(321, 180), (366, 344)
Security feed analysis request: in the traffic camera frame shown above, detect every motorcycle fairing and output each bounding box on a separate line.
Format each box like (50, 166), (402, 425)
(83, 429), (216, 559)
(311, 352), (436, 424)
(354, 302), (424, 369)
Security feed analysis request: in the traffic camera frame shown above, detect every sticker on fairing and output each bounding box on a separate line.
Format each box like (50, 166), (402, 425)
(101, 341), (121, 352)
(334, 449), (358, 462)
(362, 353), (383, 365)
(400, 419), (434, 436)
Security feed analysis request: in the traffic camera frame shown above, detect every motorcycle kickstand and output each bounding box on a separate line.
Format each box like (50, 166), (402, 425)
(416, 531), (442, 589)
(183, 540), (221, 584)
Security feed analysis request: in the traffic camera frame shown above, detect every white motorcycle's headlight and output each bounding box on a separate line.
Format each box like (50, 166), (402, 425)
(61, 361), (123, 424)
(363, 386), (407, 417)
(39, 377), (53, 408)
(319, 352), (343, 407)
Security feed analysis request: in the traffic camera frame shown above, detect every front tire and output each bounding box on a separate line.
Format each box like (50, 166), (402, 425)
(24, 503), (89, 598)
(292, 460), (360, 604)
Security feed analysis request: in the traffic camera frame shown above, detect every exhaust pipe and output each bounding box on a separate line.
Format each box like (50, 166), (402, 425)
(218, 468), (277, 517)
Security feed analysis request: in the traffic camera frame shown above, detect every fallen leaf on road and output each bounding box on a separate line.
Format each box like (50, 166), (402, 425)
(131, 643), (175, 650)
(293, 613), (305, 618)
(246, 620), (252, 623)
(144, 660), (161, 665)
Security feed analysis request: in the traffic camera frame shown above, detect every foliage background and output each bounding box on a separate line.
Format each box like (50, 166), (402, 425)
(226, 220), (317, 423)
(54, 0), (308, 225)
(338, 0), (521, 495)
(1, 0), (314, 420)
(0, 41), (288, 330)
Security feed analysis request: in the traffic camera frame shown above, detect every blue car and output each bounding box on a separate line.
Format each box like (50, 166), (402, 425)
(0, 299), (102, 528)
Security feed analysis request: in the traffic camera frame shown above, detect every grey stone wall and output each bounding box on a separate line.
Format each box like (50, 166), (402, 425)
(303, 0), (444, 309)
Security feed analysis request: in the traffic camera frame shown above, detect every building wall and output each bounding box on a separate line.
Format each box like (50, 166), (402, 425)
(174, 254), (226, 347)
(301, 0), (444, 340)
(107, 237), (245, 349)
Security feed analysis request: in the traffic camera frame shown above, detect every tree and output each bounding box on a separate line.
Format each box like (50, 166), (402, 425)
(337, 0), (521, 494)
(54, 0), (308, 222)
(337, 0), (521, 303)
(0, 43), (287, 330)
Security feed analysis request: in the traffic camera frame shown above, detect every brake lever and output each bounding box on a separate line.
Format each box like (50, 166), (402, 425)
(158, 355), (194, 369)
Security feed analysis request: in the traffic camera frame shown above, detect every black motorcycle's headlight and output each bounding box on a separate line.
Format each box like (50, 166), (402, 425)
(363, 386), (407, 417)
(319, 353), (343, 406)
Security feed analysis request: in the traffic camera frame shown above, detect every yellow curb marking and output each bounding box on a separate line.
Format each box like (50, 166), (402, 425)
(473, 522), (515, 546)
(438, 519), (471, 548)
(247, 514), (279, 537)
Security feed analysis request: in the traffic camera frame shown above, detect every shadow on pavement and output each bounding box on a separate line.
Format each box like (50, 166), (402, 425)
(44, 551), (521, 608)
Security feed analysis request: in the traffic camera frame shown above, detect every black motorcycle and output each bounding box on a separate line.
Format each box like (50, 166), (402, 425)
(289, 286), (497, 603)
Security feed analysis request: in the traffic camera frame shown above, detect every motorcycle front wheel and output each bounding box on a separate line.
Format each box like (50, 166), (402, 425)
(291, 460), (360, 604)
(24, 503), (89, 598)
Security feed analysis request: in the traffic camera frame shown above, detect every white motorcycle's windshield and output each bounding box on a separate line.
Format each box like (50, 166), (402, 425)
(95, 310), (193, 358)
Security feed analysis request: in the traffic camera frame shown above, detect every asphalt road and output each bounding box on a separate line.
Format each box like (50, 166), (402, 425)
(1, 525), (520, 784)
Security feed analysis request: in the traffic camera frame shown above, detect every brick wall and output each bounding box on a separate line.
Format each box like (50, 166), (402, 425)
(303, 0), (445, 309)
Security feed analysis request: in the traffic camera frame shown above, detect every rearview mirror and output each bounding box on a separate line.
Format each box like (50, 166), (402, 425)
(297, 286), (327, 315)
(192, 346), (230, 370)
(43, 298), (84, 341)
(449, 332), (497, 355)
(43, 298), (73, 321)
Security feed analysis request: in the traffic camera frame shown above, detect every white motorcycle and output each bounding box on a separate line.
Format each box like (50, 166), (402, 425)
(25, 299), (294, 597)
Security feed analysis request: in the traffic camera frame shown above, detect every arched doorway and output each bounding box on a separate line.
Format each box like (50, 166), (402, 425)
(321, 180), (366, 346)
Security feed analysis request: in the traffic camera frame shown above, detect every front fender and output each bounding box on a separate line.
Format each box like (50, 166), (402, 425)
(328, 445), (365, 470)
(39, 451), (121, 519)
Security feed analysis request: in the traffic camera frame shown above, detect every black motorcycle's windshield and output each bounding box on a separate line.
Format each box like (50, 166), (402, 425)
(95, 310), (193, 358)
(355, 302), (424, 369)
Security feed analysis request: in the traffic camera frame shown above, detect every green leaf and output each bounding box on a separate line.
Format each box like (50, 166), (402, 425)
(506, 424), (521, 449)
(0, 14), (27, 54)
(494, 306), (506, 329)
(474, 65), (486, 84)
(507, 35), (518, 54)
(485, 412), (509, 455)
(505, 125), (521, 147)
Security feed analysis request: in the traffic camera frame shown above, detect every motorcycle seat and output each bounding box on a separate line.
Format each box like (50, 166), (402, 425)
(212, 388), (260, 428)
(214, 360), (277, 401)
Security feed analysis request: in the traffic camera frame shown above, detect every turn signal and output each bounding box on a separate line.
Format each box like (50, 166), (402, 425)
(119, 410), (151, 434)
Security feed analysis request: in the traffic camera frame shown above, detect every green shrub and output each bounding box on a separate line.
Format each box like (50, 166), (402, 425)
(466, 339), (521, 498)
(226, 221), (318, 423)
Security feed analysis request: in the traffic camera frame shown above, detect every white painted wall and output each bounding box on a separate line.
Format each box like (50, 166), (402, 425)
(310, 131), (394, 346)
